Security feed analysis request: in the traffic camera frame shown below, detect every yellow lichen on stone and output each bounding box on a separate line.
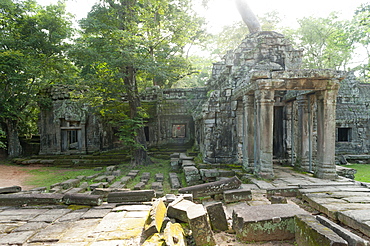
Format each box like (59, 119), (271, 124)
(164, 222), (186, 246)
(155, 199), (167, 232)
(142, 233), (166, 246)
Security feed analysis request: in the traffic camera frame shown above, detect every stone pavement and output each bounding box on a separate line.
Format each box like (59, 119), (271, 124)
(1, 165), (370, 245)
(0, 203), (151, 245)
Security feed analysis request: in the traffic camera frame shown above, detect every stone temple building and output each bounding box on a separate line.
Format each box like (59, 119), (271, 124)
(38, 31), (370, 180)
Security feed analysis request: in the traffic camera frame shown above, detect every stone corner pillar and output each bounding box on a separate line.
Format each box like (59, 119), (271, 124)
(254, 88), (275, 179)
(315, 89), (338, 180)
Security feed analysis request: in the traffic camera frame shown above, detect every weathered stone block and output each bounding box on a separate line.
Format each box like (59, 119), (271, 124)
(205, 202), (228, 231)
(151, 182), (163, 191)
(0, 186), (22, 194)
(171, 158), (180, 171)
(316, 215), (369, 246)
(187, 204), (216, 246)
(107, 190), (155, 203)
(179, 176), (242, 198)
(155, 173), (164, 182)
(62, 193), (103, 206)
(218, 169), (236, 177)
(0, 193), (64, 206)
(295, 214), (347, 246)
(223, 188), (252, 203)
(266, 187), (299, 198)
(134, 182), (146, 190)
(167, 198), (195, 222)
(163, 222), (186, 246)
(269, 196), (288, 204)
(142, 199), (167, 241)
(60, 179), (80, 189)
(233, 204), (308, 242)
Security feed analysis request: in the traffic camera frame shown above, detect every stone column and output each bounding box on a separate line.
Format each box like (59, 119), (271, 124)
(242, 94), (255, 172)
(296, 95), (310, 171)
(315, 89), (338, 179)
(254, 88), (275, 179)
(81, 123), (87, 153)
(236, 100), (244, 164)
(284, 102), (293, 165)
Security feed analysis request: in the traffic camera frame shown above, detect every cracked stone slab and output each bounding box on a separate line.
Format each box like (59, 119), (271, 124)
(13, 222), (49, 232)
(28, 221), (72, 243)
(81, 209), (111, 219)
(30, 208), (71, 223)
(57, 219), (101, 244)
(0, 231), (36, 245)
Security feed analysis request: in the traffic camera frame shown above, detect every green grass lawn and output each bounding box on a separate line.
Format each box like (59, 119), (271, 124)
(346, 164), (370, 183)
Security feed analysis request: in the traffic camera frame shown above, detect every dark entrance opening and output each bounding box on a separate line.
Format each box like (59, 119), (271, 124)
(273, 106), (284, 158)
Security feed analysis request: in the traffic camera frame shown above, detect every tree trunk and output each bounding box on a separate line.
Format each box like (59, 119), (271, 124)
(5, 118), (22, 158)
(123, 66), (151, 166)
(234, 0), (261, 33)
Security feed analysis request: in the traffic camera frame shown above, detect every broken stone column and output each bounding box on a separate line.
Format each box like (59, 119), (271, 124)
(254, 87), (275, 179)
(187, 204), (216, 246)
(315, 89), (339, 179)
(297, 95), (310, 171)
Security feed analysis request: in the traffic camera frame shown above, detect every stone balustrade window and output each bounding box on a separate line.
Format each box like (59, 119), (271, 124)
(172, 124), (186, 138)
(337, 128), (352, 142)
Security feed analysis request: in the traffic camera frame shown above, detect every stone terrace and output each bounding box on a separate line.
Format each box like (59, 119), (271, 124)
(1, 163), (370, 245)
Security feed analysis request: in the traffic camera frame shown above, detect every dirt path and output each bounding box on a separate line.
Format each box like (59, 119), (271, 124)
(0, 164), (39, 190)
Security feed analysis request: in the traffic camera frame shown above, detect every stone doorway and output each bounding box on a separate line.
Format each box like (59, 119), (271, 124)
(60, 120), (83, 153)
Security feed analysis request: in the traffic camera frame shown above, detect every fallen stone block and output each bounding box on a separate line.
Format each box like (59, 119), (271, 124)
(120, 176), (131, 185)
(76, 175), (86, 180)
(127, 170), (140, 178)
(0, 186), (22, 194)
(86, 173), (100, 180)
(151, 182), (163, 191)
(182, 160), (195, 167)
(155, 173), (164, 182)
(316, 215), (369, 246)
(112, 169), (122, 177)
(63, 193), (103, 206)
(0, 193), (64, 206)
(223, 188), (252, 203)
(170, 153), (180, 158)
(110, 181), (124, 188)
(107, 190), (155, 203)
(233, 204), (308, 242)
(141, 172), (151, 184)
(89, 183), (103, 191)
(295, 214), (348, 246)
(29, 187), (47, 193)
(269, 196), (288, 204)
(169, 173), (181, 190)
(163, 222), (186, 246)
(94, 175), (107, 182)
(64, 187), (85, 194)
(200, 169), (219, 178)
(142, 199), (167, 241)
(218, 169), (236, 177)
(134, 182), (146, 190)
(187, 204), (216, 246)
(206, 202), (228, 231)
(106, 175), (116, 183)
(171, 158), (180, 171)
(179, 176), (242, 198)
(49, 186), (63, 193)
(179, 153), (194, 161)
(167, 198), (195, 222)
(60, 179), (80, 189)
(106, 165), (118, 172)
(266, 187), (299, 198)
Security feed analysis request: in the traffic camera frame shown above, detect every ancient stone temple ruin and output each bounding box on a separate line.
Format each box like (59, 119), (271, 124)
(38, 30), (370, 180)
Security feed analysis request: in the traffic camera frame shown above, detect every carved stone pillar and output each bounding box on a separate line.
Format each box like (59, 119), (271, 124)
(297, 95), (310, 171)
(315, 89), (338, 179)
(242, 94), (255, 172)
(236, 100), (244, 164)
(284, 102), (293, 165)
(254, 89), (275, 179)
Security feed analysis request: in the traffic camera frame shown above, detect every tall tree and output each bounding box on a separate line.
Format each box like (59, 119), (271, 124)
(352, 3), (370, 80)
(71, 0), (206, 166)
(0, 0), (75, 157)
(287, 13), (354, 70)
